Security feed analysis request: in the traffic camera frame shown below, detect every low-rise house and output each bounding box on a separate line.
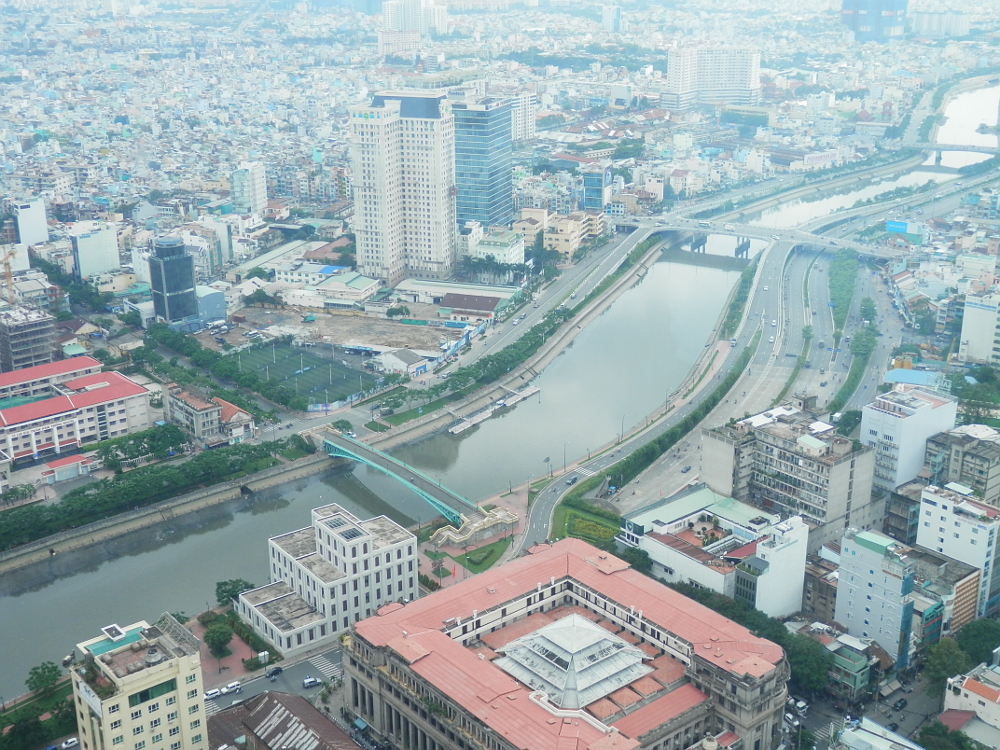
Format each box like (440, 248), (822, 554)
(164, 384), (255, 447)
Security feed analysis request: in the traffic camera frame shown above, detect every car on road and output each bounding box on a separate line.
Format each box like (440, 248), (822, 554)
(221, 681), (242, 695)
(769, 336), (775, 343)
(893, 698), (907, 711)
(204, 689), (221, 701)
(681, 466), (692, 473)
(887, 723), (899, 732)
(61, 740), (79, 749)
(819, 381), (828, 387)
(566, 476), (579, 485)
(771, 319), (777, 327)
(264, 666), (283, 678)
(771, 234), (781, 241)
(763, 285), (768, 291)
(302, 676), (322, 689)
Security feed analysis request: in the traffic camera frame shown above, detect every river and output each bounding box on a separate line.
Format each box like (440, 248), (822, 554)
(1, 84), (997, 701)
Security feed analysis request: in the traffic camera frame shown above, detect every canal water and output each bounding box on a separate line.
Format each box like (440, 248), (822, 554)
(1, 85), (997, 700)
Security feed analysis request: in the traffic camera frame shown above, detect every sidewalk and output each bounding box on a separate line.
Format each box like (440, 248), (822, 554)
(187, 609), (258, 690)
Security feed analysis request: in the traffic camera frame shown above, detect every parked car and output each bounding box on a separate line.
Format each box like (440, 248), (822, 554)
(204, 689), (221, 701)
(221, 681), (242, 695)
(302, 676), (322, 689)
(893, 698), (907, 711)
(264, 666), (283, 678)
(61, 740), (79, 749)
(887, 723), (899, 732)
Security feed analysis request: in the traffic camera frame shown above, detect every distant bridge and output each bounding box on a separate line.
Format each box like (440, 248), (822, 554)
(911, 143), (1000, 155)
(322, 431), (481, 526)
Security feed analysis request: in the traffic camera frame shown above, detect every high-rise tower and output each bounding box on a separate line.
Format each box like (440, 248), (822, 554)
(841, 0), (907, 41)
(349, 91), (457, 285)
(149, 236), (197, 325)
(452, 96), (513, 228)
(230, 161), (268, 216)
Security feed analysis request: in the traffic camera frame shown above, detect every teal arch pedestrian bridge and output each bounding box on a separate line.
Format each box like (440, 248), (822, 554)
(323, 432), (481, 526)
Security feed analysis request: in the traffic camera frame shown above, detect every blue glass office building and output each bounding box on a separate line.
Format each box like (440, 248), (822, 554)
(841, 0), (907, 41)
(452, 97), (514, 228)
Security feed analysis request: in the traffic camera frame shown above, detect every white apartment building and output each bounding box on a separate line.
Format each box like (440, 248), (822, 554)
(860, 385), (957, 492)
(70, 614), (206, 750)
(834, 528), (914, 670)
(661, 46), (761, 111)
(71, 221), (121, 281)
(381, 0), (446, 34)
(916, 484), (1000, 617)
(274, 261), (338, 286)
(510, 91), (538, 142)
(13, 198), (49, 253)
(911, 11), (971, 37)
(618, 484), (809, 617)
(958, 292), (1000, 365)
(237, 503), (417, 657)
(702, 397), (876, 552)
(231, 161), (267, 217)
(349, 91), (457, 285)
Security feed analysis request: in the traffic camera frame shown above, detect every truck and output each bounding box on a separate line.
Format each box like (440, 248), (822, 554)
(302, 314), (317, 323)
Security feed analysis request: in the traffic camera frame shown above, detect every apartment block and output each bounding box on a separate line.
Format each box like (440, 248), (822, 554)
(349, 91), (457, 285)
(860, 385), (957, 492)
(835, 529), (914, 670)
(0, 307), (56, 373)
(71, 221), (121, 281)
(841, 0), (907, 41)
(230, 161), (267, 217)
(702, 398), (876, 552)
(346, 538), (790, 750)
(70, 614), (206, 750)
(925, 425), (1000, 504)
(661, 47), (761, 111)
(237, 504), (417, 658)
(916, 484), (1000, 617)
(618, 484), (808, 617)
(957, 292), (1000, 365)
(543, 211), (606, 259)
(13, 198), (49, 250)
(883, 480), (924, 545)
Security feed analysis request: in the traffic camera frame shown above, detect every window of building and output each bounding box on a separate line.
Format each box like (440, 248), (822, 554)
(187, 706), (199, 715)
(164, 697), (176, 707)
(184, 675), (197, 684)
(186, 690), (198, 700)
(111, 721), (121, 730)
(108, 705), (120, 714)
(132, 727), (144, 736)
(131, 710), (142, 721)
(189, 720), (200, 730)
(112, 738), (123, 746)
(147, 703), (158, 713)
(151, 735), (162, 744)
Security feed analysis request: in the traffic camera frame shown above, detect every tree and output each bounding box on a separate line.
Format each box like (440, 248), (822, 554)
(924, 638), (972, 697)
(25, 660), (61, 696)
(859, 297), (877, 322)
(119, 310), (142, 328)
(1, 710), (47, 750)
(784, 635), (834, 695)
(332, 419), (353, 433)
(215, 578), (255, 606)
(918, 721), (975, 750)
(203, 622), (234, 657)
(386, 306), (411, 319)
(620, 547), (651, 573)
(788, 730), (816, 750)
(246, 267), (269, 280)
(956, 618), (1000, 666)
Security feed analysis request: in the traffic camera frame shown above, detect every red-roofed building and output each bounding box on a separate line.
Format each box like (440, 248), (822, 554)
(946, 664), (1000, 734)
(0, 366), (151, 474)
(347, 539), (789, 750)
(164, 385), (255, 447)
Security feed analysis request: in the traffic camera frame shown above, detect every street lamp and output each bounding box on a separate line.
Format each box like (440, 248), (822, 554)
(620, 414), (628, 444)
(563, 441), (569, 473)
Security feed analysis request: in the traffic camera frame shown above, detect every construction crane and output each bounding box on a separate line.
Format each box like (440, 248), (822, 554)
(1, 247), (16, 306)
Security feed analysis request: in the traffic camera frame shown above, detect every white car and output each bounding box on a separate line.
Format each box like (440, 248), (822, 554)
(771, 234), (781, 241)
(61, 740), (79, 749)
(220, 681), (242, 695)
(302, 676), (322, 689)
(204, 689), (221, 701)
(763, 286), (769, 291)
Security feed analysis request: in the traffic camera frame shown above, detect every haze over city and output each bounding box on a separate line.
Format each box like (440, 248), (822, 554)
(2, 2), (1000, 750)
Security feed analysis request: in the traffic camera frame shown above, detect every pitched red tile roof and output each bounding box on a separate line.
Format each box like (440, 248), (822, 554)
(0, 371), (146, 427)
(938, 710), (975, 732)
(0, 357), (102, 389)
(212, 396), (250, 423)
(611, 684), (708, 739)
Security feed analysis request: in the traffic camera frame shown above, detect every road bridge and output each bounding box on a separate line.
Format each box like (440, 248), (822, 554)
(322, 431), (481, 526)
(911, 143), (1000, 154)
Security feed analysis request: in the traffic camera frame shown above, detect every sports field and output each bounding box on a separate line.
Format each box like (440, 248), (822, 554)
(238, 343), (377, 401)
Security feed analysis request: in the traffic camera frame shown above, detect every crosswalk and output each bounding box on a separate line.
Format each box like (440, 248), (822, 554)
(204, 700), (222, 716)
(310, 655), (342, 681)
(576, 467), (596, 477)
(813, 720), (842, 741)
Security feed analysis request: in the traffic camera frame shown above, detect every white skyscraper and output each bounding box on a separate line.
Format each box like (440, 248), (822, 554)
(70, 221), (120, 281)
(662, 46), (761, 110)
(231, 161), (267, 217)
(349, 91), (457, 285)
(13, 199), (49, 248)
(382, 0), (446, 34)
